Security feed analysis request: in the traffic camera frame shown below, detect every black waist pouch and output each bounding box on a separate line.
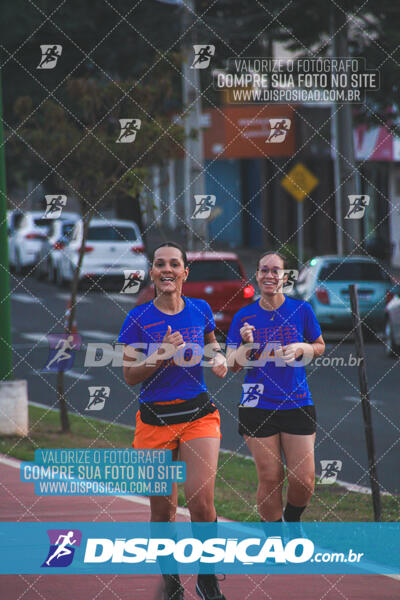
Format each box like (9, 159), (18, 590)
(139, 392), (216, 426)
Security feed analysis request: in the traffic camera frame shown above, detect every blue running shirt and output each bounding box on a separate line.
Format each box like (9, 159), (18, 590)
(227, 297), (321, 409)
(118, 297), (215, 404)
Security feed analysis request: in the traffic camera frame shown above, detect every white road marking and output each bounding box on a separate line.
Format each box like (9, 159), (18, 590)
(11, 293), (41, 304)
(35, 369), (92, 381)
(56, 293), (90, 304)
(107, 293), (138, 305)
(21, 331), (116, 343)
(64, 370), (92, 380)
(80, 330), (116, 341)
(343, 395), (381, 406)
(21, 333), (48, 344)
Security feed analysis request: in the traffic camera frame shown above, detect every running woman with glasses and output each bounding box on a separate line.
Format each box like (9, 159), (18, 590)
(227, 251), (325, 523)
(119, 242), (228, 600)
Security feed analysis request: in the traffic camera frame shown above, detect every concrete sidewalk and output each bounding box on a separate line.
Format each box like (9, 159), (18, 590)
(1, 456), (399, 599)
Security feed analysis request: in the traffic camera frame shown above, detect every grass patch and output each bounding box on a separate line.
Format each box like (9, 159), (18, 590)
(1, 406), (398, 521)
(0, 405), (134, 462)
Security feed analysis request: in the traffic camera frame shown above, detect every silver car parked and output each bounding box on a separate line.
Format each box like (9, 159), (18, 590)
(35, 213), (80, 282)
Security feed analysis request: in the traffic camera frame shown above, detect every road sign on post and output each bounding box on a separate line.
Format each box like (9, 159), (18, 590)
(281, 162), (319, 268)
(0, 71), (12, 381)
(349, 284), (381, 521)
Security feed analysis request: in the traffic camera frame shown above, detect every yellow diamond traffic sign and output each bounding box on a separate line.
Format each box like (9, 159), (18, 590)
(281, 162), (319, 202)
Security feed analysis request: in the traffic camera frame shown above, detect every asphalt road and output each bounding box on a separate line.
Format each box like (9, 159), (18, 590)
(10, 273), (400, 494)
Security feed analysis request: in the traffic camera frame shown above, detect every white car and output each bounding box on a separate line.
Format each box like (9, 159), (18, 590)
(7, 209), (23, 262)
(8, 211), (54, 274)
(35, 213), (80, 281)
(384, 291), (400, 357)
(57, 218), (148, 289)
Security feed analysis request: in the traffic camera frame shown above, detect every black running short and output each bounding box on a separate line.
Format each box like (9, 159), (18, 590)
(238, 405), (317, 437)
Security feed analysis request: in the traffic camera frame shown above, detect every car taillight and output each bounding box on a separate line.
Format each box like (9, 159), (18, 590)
(76, 246), (94, 254)
(243, 284), (255, 299)
(315, 286), (329, 304)
(25, 233), (46, 240)
(386, 290), (394, 304)
(53, 241), (64, 250)
(131, 245), (145, 253)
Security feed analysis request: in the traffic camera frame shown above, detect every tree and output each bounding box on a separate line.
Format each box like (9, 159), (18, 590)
(13, 73), (184, 432)
(1, 0), (183, 125)
(271, 0), (400, 125)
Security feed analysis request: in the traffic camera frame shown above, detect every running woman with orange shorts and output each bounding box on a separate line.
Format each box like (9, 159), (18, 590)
(119, 242), (227, 600)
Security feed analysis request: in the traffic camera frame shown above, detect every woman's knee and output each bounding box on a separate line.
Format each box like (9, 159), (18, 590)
(257, 471), (284, 492)
(288, 471), (315, 496)
(187, 495), (215, 521)
(150, 498), (176, 522)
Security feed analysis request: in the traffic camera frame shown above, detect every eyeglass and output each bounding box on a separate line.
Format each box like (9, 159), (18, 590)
(257, 268), (284, 276)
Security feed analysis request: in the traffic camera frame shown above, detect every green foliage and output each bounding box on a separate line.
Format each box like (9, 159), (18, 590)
(11, 74), (185, 212)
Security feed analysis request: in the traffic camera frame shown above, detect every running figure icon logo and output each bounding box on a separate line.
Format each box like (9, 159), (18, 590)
(120, 270), (145, 294)
(241, 383), (264, 407)
(44, 195), (67, 219)
(266, 119), (291, 143)
(116, 119), (141, 143)
(191, 195), (216, 219)
(85, 386), (110, 411)
(345, 195), (370, 219)
(282, 269), (299, 294)
(42, 529), (82, 567)
(43, 334), (82, 372)
(37, 45), (62, 69)
(191, 45), (215, 69)
(319, 460), (343, 484)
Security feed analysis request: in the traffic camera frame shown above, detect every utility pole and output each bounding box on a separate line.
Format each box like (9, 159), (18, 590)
(155, 0), (207, 250)
(181, 0), (207, 250)
(260, 35), (274, 250)
(330, 5), (360, 255)
(349, 284), (381, 521)
(0, 71), (12, 381)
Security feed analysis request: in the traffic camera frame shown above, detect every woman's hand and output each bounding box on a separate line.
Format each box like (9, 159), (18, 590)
(211, 351), (228, 378)
(160, 325), (185, 351)
(276, 342), (313, 364)
(240, 321), (255, 344)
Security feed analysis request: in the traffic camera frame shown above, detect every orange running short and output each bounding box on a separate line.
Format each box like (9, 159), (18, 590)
(132, 400), (221, 450)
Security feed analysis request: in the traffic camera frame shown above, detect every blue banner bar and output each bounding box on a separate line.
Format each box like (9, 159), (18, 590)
(0, 522), (398, 574)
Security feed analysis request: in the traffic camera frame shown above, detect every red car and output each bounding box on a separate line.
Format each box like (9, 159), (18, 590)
(135, 251), (255, 334)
